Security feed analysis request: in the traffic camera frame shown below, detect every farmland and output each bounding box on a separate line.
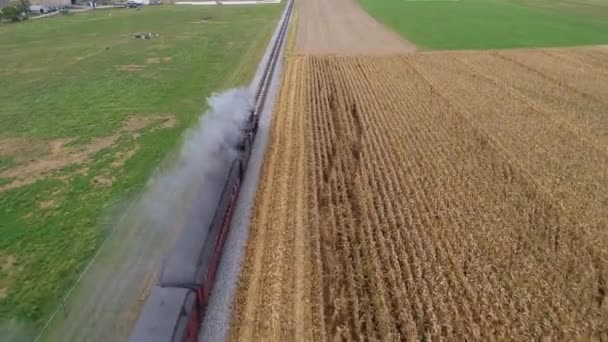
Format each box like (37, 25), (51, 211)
(358, 0), (608, 49)
(0, 5), (281, 339)
(231, 47), (608, 339)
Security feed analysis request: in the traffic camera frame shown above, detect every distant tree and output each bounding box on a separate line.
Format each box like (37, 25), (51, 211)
(15, 0), (30, 12)
(0, 5), (21, 21)
(0, 0), (29, 21)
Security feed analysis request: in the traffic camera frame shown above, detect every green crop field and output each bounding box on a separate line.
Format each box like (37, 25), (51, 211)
(0, 4), (281, 337)
(358, 0), (608, 50)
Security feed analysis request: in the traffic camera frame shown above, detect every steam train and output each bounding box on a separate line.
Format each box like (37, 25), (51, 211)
(128, 114), (256, 342)
(129, 0), (293, 338)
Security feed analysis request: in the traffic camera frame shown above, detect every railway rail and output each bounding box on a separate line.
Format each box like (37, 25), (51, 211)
(128, 1), (294, 341)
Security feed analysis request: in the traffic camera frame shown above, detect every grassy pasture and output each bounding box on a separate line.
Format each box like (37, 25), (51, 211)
(358, 0), (608, 50)
(0, 4), (281, 335)
(513, 0), (608, 18)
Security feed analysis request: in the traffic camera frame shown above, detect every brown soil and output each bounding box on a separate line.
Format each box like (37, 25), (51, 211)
(121, 115), (157, 133)
(190, 19), (226, 24)
(0, 138), (48, 163)
(1, 256), (16, 272)
(0, 138), (26, 156)
(114, 64), (145, 72)
(121, 114), (175, 133)
(295, 0), (415, 55)
(145, 57), (161, 64)
(49, 138), (76, 155)
(112, 144), (141, 168)
(0, 136), (117, 192)
(231, 48), (608, 340)
(0, 255), (19, 299)
(38, 199), (58, 209)
(146, 57), (171, 64)
(0, 114), (173, 192)
(92, 174), (114, 188)
(76, 167), (89, 176)
(159, 115), (177, 129)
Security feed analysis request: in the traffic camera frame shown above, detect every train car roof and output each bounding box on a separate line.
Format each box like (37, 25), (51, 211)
(159, 161), (239, 287)
(129, 286), (191, 342)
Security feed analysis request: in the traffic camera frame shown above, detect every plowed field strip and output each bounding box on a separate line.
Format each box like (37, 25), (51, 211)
(379, 56), (482, 338)
(362, 56), (487, 338)
(232, 48), (608, 340)
(321, 58), (363, 340)
(312, 58), (348, 339)
(334, 59), (386, 339)
(378, 57), (532, 337)
(305, 55), (327, 342)
(309, 58), (336, 339)
(355, 56), (437, 338)
(335, 57), (414, 339)
(362, 57), (456, 339)
(291, 56), (313, 342)
(232, 58), (314, 340)
(300, 57), (328, 341)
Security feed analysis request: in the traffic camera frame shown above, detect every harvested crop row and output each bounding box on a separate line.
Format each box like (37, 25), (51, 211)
(231, 56), (319, 341)
(454, 52), (608, 147)
(407, 52), (608, 282)
(492, 49), (608, 103)
(541, 49), (608, 75)
(232, 50), (608, 340)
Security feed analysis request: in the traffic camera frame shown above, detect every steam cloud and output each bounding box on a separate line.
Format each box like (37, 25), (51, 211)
(140, 87), (251, 239)
(6, 89), (253, 342)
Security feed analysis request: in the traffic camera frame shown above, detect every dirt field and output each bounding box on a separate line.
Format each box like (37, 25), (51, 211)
(294, 0), (415, 54)
(231, 48), (608, 340)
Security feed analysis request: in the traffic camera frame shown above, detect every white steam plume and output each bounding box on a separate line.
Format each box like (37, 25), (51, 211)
(141, 87), (251, 237)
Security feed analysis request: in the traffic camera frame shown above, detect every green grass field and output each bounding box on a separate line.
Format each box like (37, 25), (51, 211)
(0, 4), (281, 333)
(358, 0), (608, 50)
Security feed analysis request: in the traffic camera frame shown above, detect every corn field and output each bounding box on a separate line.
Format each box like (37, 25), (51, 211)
(232, 48), (608, 340)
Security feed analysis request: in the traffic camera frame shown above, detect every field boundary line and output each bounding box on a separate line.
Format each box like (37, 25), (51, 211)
(540, 50), (608, 77)
(33, 198), (140, 342)
(492, 52), (608, 106)
(453, 56), (607, 154)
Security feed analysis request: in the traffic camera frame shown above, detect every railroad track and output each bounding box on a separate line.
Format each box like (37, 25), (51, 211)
(128, 1), (294, 341)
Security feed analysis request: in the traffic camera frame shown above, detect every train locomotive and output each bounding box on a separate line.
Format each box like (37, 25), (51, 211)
(129, 0), (293, 338)
(128, 111), (255, 342)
